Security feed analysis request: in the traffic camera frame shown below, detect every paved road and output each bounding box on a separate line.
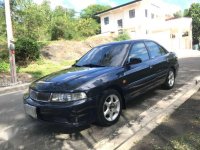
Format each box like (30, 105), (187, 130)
(0, 55), (200, 150)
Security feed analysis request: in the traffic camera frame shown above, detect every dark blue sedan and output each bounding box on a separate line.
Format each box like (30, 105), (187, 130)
(24, 39), (179, 127)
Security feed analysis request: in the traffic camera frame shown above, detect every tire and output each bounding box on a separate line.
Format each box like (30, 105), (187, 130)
(163, 68), (175, 89)
(96, 89), (122, 126)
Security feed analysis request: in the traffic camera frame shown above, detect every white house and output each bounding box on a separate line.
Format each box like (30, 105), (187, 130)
(96, 0), (192, 50)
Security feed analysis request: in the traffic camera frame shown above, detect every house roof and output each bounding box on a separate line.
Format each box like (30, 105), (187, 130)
(95, 0), (142, 16)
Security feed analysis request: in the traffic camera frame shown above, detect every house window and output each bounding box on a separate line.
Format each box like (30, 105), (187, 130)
(151, 13), (155, 19)
(104, 17), (109, 25)
(182, 31), (189, 37)
(117, 19), (123, 28)
(129, 9), (135, 18)
(170, 34), (176, 38)
(145, 9), (148, 17)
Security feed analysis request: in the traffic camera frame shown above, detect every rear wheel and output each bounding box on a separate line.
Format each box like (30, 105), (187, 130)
(96, 90), (122, 126)
(163, 69), (175, 89)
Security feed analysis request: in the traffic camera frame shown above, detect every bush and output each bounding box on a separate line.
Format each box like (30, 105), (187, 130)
(15, 37), (40, 65)
(51, 24), (66, 40)
(51, 17), (73, 40)
(0, 50), (9, 61)
(75, 18), (100, 38)
(114, 32), (131, 41)
(0, 61), (9, 73)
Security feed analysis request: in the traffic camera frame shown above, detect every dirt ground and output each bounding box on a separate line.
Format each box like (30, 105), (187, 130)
(0, 73), (32, 86)
(41, 35), (114, 61)
(132, 89), (200, 150)
(0, 35), (115, 86)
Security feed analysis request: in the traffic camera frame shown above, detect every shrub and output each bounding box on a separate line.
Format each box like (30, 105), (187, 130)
(0, 50), (9, 61)
(15, 37), (40, 65)
(75, 18), (100, 38)
(114, 32), (131, 41)
(0, 61), (9, 73)
(51, 24), (66, 40)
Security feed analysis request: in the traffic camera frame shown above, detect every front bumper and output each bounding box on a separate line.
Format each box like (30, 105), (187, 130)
(23, 96), (97, 127)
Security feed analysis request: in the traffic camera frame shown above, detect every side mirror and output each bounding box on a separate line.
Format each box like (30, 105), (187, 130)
(127, 58), (142, 66)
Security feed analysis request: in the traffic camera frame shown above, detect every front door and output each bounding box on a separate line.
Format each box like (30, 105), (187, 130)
(123, 42), (154, 100)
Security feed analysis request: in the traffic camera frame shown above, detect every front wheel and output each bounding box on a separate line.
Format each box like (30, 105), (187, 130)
(163, 69), (175, 89)
(96, 90), (122, 126)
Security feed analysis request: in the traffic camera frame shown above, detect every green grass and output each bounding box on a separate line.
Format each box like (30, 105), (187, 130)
(0, 61), (9, 73)
(0, 39), (76, 80)
(19, 59), (75, 79)
(114, 32), (131, 41)
(154, 133), (200, 150)
(193, 115), (200, 125)
(37, 41), (51, 49)
(169, 133), (200, 150)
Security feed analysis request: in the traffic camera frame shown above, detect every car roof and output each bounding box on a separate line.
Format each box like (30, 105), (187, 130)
(97, 39), (156, 47)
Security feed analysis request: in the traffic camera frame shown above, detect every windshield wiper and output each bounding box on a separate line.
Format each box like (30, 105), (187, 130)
(72, 64), (81, 67)
(81, 64), (105, 67)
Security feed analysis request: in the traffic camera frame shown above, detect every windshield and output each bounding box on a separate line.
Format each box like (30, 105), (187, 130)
(76, 44), (130, 67)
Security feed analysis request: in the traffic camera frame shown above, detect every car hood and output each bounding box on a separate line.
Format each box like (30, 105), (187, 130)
(30, 66), (116, 92)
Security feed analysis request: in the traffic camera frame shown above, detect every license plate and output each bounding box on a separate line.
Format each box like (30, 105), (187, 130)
(24, 104), (37, 119)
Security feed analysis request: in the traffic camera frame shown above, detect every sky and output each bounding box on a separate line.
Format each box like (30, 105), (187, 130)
(33, 0), (200, 12)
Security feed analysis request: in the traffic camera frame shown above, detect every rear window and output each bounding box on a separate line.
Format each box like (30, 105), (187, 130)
(145, 41), (167, 58)
(128, 42), (150, 63)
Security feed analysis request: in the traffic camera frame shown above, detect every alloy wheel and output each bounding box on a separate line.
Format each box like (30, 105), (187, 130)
(168, 71), (175, 87)
(103, 94), (120, 122)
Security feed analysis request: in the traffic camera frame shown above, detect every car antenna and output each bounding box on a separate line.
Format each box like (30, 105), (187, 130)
(85, 41), (93, 48)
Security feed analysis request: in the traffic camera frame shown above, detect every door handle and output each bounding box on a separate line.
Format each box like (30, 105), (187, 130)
(166, 58), (169, 62)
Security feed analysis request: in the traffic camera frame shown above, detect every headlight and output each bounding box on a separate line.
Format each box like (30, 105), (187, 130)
(51, 92), (87, 102)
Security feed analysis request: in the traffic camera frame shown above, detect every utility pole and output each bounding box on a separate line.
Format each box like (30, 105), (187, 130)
(4, 0), (17, 83)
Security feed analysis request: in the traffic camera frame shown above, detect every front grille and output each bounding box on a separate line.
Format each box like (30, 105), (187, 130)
(30, 89), (51, 102)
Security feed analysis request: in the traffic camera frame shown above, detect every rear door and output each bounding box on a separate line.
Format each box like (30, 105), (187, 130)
(144, 41), (169, 84)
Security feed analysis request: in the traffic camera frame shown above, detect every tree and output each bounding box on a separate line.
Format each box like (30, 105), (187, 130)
(1, 0), (106, 44)
(183, 9), (189, 17)
(173, 10), (182, 18)
(187, 3), (200, 44)
(81, 4), (111, 23)
(0, 3), (6, 44)
(13, 0), (52, 40)
(51, 6), (75, 40)
(75, 18), (99, 38)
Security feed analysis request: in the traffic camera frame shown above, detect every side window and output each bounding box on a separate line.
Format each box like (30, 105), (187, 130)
(145, 41), (167, 58)
(145, 9), (148, 18)
(104, 17), (109, 25)
(159, 46), (168, 55)
(151, 13), (155, 19)
(117, 19), (123, 28)
(129, 9), (135, 18)
(128, 42), (150, 64)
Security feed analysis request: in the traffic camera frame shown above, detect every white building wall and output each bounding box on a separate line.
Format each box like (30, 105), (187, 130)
(98, 0), (192, 50)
